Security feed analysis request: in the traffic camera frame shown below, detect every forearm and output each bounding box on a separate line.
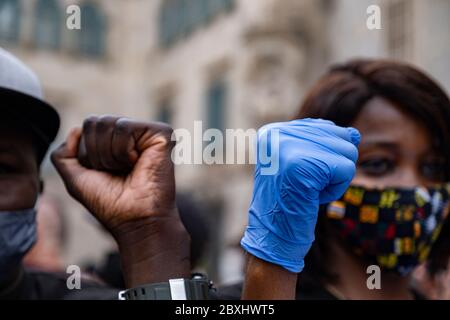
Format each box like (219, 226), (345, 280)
(242, 254), (297, 300)
(113, 214), (191, 288)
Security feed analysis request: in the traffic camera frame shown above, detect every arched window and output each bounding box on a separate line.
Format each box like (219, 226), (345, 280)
(34, 0), (62, 50)
(0, 0), (20, 43)
(78, 3), (106, 58)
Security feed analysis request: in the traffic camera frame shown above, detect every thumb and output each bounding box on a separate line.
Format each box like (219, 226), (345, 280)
(319, 157), (356, 204)
(51, 128), (88, 184)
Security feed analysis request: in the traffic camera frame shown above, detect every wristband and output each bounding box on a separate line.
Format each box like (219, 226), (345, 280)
(118, 273), (214, 300)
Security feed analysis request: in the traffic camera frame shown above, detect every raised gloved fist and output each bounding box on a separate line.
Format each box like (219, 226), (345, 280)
(51, 116), (177, 235)
(241, 118), (360, 273)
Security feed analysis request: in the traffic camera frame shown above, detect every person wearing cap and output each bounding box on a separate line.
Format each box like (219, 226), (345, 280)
(0, 48), (190, 299)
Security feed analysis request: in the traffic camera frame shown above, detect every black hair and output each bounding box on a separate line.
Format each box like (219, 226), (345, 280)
(294, 59), (450, 289)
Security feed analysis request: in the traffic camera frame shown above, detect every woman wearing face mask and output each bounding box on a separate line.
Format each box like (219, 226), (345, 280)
(240, 59), (450, 300)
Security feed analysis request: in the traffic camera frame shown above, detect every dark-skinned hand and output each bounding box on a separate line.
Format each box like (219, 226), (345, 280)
(51, 116), (190, 287)
(52, 116), (178, 232)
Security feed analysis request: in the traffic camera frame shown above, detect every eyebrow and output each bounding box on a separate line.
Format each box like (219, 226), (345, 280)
(358, 140), (400, 149)
(359, 140), (444, 159)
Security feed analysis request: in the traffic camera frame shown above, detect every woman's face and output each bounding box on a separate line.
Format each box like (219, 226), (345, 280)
(351, 97), (446, 188)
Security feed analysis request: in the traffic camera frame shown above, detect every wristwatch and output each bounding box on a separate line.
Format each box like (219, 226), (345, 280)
(118, 273), (214, 300)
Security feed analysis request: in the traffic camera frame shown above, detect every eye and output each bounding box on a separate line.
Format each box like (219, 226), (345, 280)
(358, 158), (395, 176)
(421, 160), (447, 182)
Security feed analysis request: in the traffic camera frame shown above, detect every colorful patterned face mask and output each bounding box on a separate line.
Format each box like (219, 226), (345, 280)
(325, 184), (450, 275)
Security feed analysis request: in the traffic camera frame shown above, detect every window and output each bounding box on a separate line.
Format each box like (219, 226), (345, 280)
(0, 0), (20, 43)
(387, 0), (413, 59)
(78, 3), (106, 58)
(209, 0), (234, 17)
(198, 0), (212, 24)
(183, 0), (199, 34)
(223, 0), (234, 11)
(157, 100), (172, 124)
(34, 0), (61, 50)
(158, 3), (170, 46)
(158, 0), (235, 48)
(206, 79), (227, 133)
(159, 0), (178, 47)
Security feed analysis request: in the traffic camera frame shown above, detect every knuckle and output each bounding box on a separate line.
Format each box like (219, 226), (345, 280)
(165, 138), (177, 149)
(341, 158), (356, 175)
(147, 122), (175, 146)
(158, 122), (174, 134)
(341, 140), (359, 162)
(257, 125), (280, 147)
(114, 118), (132, 135)
(99, 115), (118, 122)
(159, 124), (174, 141)
(96, 115), (117, 132)
(258, 122), (279, 135)
(158, 134), (176, 150)
(83, 116), (98, 132)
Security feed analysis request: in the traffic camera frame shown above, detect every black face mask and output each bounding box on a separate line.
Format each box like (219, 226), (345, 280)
(0, 208), (37, 282)
(324, 184), (450, 275)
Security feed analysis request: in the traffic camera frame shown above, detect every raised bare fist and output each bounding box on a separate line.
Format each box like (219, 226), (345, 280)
(51, 116), (178, 235)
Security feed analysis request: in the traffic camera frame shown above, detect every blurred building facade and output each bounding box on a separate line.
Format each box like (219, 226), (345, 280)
(1, 0), (449, 283)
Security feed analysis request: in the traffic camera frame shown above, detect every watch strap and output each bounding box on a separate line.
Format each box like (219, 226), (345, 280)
(119, 277), (211, 300)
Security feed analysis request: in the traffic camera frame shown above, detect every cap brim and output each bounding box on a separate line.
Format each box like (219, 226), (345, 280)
(0, 87), (60, 146)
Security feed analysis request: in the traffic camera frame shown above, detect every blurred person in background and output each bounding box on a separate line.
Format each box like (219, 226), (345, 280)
(239, 59), (450, 300)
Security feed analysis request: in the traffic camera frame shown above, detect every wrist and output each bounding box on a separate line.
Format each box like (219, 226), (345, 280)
(113, 212), (191, 288)
(241, 228), (310, 273)
(119, 273), (214, 300)
(243, 254), (298, 300)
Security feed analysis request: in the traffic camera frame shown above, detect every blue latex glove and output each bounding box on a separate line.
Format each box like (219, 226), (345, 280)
(241, 118), (361, 273)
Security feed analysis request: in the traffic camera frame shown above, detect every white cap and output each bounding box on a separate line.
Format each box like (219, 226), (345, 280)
(0, 47), (44, 100)
(0, 47), (59, 156)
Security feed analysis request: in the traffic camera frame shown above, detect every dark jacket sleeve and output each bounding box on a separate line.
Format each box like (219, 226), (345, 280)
(0, 267), (117, 300)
